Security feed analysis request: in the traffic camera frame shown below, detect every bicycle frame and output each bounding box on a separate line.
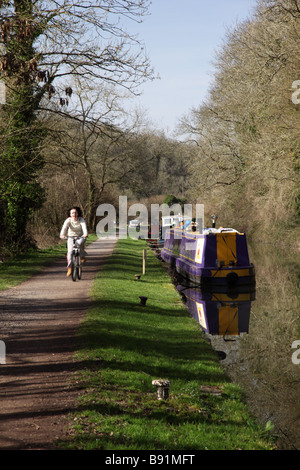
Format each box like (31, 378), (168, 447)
(68, 236), (83, 281)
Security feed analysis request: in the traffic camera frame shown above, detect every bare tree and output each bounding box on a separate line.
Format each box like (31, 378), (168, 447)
(0, 0), (153, 249)
(179, 1), (300, 235)
(42, 77), (159, 230)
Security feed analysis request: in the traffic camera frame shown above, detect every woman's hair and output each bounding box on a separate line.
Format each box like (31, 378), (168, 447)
(67, 206), (83, 218)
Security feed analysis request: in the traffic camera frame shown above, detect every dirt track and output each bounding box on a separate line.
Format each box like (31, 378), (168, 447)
(0, 238), (116, 450)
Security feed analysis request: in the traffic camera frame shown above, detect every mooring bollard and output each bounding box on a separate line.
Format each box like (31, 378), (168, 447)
(139, 296), (148, 306)
(143, 249), (147, 275)
(152, 379), (171, 400)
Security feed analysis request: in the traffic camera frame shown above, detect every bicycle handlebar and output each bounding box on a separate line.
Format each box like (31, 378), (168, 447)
(68, 236), (86, 238)
(61, 235), (87, 239)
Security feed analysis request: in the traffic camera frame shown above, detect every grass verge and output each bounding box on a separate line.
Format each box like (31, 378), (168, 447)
(0, 234), (98, 290)
(62, 238), (275, 450)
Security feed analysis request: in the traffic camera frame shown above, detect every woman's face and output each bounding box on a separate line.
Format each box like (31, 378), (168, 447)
(70, 209), (78, 219)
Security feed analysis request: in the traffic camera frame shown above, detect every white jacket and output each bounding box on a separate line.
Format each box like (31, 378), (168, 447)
(60, 217), (88, 238)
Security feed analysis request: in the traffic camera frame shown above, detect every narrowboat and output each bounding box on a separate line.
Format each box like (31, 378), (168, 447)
(177, 285), (253, 336)
(161, 225), (255, 287)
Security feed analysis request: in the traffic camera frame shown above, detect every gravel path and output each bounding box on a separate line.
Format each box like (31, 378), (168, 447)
(0, 238), (116, 450)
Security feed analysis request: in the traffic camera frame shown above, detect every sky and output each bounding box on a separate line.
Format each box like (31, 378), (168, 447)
(125, 0), (257, 137)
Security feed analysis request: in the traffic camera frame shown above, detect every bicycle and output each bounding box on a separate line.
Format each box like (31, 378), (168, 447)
(67, 236), (84, 281)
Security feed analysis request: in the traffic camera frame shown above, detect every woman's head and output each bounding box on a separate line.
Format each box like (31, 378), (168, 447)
(68, 206), (82, 218)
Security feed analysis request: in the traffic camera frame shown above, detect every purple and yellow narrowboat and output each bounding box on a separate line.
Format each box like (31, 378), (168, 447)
(161, 226), (255, 287)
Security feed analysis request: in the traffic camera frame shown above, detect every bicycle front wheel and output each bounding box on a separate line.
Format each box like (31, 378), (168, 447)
(72, 254), (77, 282)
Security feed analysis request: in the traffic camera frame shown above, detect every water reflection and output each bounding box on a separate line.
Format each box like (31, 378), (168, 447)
(178, 243), (300, 450)
(178, 285), (254, 339)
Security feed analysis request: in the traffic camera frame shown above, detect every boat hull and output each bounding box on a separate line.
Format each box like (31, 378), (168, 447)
(161, 228), (255, 287)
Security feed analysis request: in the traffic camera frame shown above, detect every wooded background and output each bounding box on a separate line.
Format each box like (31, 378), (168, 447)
(0, 0), (299, 255)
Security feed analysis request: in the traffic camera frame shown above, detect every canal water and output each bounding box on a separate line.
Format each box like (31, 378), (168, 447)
(177, 241), (300, 450)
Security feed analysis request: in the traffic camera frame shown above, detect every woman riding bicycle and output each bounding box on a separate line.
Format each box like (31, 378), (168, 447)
(60, 206), (88, 276)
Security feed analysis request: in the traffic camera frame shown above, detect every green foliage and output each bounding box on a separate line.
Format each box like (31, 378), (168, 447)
(0, 0), (46, 248)
(0, 110), (46, 247)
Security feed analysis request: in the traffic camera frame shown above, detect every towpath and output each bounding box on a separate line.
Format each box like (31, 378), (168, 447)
(0, 237), (116, 450)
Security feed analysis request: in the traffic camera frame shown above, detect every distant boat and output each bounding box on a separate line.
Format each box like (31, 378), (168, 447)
(161, 226), (255, 287)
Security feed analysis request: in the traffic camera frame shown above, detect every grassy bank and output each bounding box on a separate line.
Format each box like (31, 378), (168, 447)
(0, 234), (98, 291)
(63, 238), (275, 450)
